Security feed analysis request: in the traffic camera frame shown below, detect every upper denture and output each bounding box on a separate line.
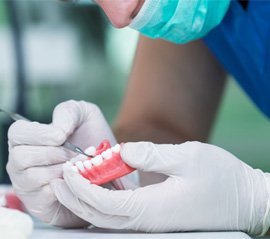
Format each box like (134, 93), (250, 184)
(70, 140), (135, 185)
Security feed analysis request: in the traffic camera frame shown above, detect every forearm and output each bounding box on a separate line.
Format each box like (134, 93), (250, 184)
(114, 121), (189, 144)
(113, 36), (226, 144)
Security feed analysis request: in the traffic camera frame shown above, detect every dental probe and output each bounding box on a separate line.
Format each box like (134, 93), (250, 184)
(0, 108), (91, 157)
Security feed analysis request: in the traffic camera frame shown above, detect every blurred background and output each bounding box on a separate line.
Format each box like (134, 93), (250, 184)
(0, 0), (269, 183)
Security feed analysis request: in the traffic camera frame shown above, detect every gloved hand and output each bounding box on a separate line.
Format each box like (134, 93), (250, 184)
(52, 141), (270, 236)
(7, 100), (134, 227)
(0, 207), (33, 239)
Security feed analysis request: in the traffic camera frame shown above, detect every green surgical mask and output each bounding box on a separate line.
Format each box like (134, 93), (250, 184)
(130, 0), (230, 44)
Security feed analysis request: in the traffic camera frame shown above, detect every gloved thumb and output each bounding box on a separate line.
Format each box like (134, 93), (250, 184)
(121, 141), (190, 176)
(52, 100), (116, 147)
(52, 100), (83, 136)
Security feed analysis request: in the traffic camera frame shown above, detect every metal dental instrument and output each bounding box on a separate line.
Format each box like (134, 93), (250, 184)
(0, 108), (90, 157)
(62, 141), (90, 157)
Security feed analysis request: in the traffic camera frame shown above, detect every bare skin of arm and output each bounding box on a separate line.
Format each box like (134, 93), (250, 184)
(113, 36), (226, 185)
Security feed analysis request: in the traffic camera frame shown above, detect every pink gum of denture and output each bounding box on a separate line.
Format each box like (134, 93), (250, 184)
(73, 140), (135, 185)
(5, 193), (25, 211)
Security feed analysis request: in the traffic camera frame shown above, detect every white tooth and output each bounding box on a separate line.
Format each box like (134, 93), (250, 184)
(70, 154), (87, 163)
(101, 149), (112, 160)
(84, 146), (96, 156)
(75, 161), (85, 171)
(111, 144), (120, 153)
(83, 160), (92, 169)
(91, 155), (103, 166)
(72, 166), (79, 173)
(77, 154), (88, 161)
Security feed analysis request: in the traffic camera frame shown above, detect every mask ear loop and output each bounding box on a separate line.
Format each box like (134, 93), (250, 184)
(131, 0), (145, 19)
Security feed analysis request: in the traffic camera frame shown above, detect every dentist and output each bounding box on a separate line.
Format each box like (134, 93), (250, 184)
(7, 0), (270, 236)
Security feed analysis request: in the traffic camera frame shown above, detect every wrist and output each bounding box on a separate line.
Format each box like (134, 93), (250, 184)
(247, 170), (270, 236)
(260, 172), (270, 236)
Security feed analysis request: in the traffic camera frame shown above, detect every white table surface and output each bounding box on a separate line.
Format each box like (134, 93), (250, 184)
(0, 187), (267, 239)
(31, 223), (253, 239)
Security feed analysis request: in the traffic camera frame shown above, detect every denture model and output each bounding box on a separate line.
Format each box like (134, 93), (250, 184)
(69, 140), (135, 185)
(0, 193), (24, 212)
(5, 193), (24, 211)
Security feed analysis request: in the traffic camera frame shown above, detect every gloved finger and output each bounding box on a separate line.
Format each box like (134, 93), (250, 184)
(8, 120), (66, 147)
(52, 100), (83, 136)
(8, 145), (71, 171)
(52, 100), (106, 136)
(51, 179), (130, 229)
(62, 164), (135, 217)
(49, 203), (90, 228)
(14, 184), (58, 220)
(121, 141), (196, 176)
(14, 184), (88, 228)
(52, 100), (116, 148)
(8, 164), (63, 192)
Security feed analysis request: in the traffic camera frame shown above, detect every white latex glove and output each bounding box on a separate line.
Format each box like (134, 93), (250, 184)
(7, 100), (134, 227)
(0, 207), (33, 239)
(52, 141), (270, 236)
